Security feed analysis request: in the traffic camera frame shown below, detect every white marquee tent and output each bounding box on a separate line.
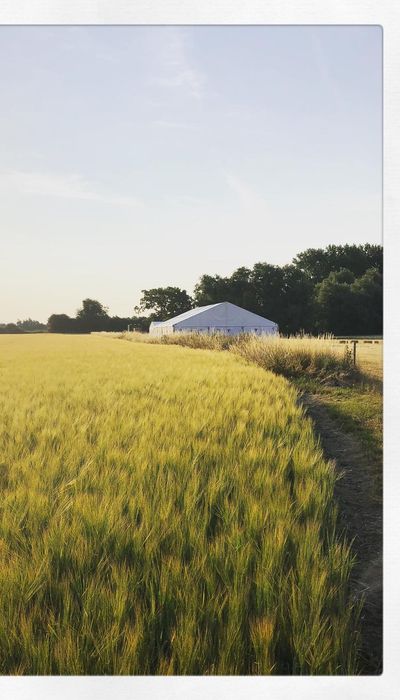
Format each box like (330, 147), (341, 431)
(149, 302), (278, 336)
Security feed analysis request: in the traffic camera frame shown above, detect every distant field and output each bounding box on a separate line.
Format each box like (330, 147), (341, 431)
(353, 342), (383, 380)
(329, 340), (383, 380)
(0, 335), (358, 674)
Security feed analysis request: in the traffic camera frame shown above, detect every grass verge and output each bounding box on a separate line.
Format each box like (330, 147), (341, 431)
(111, 331), (358, 383)
(297, 376), (383, 674)
(295, 376), (382, 503)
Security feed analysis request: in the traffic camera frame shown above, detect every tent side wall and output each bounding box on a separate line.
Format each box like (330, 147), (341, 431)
(174, 304), (278, 335)
(148, 303), (279, 335)
(149, 324), (174, 337)
(174, 323), (277, 335)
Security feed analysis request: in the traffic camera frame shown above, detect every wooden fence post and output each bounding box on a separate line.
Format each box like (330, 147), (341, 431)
(352, 340), (357, 366)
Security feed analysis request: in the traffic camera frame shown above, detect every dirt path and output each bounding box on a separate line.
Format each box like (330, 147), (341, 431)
(301, 394), (382, 675)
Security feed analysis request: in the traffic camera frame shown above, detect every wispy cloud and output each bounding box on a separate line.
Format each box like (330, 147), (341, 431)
(309, 30), (342, 105)
(0, 170), (139, 207)
(153, 29), (205, 100)
(224, 172), (268, 214)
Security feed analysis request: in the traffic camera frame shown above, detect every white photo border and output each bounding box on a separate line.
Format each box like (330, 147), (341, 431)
(0, 2), (398, 699)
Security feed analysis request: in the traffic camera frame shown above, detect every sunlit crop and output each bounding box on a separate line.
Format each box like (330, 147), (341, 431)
(0, 334), (359, 674)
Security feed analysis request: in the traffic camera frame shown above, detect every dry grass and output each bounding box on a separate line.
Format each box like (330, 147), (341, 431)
(0, 334), (360, 674)
(111, 331), (358, 382)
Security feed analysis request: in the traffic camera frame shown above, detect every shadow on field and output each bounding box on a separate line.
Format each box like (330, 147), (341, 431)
(301, 394), (383, 675)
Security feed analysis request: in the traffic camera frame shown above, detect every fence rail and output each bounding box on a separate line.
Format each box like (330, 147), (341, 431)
(333, 336), (382, 342)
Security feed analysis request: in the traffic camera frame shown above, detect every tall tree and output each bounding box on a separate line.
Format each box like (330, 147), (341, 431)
(194, 268), (256, 310)
(75, 299), (110, 332)
(193, 275), (229, 307)
(135, 287), (193, 320)
(76, 299), (109, 320)
(249, 263), (285, 323)
(314, 269), (362, 335)
(278, 265), (315, 334)
(293, 244), (383, 283)
(351, 268), (383, 335)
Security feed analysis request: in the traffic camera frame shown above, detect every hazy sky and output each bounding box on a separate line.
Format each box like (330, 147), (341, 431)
(0, 26), (382, 321)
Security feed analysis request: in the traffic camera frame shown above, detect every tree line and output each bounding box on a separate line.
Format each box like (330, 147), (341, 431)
(47, 300), (150, 334)
(134, 243), (383, 336)
(2, 244), (382, 336)
(0, 318), (47, 334)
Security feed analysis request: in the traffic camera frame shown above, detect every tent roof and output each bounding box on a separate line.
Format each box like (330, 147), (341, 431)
(158, 304), (219, 327)
(157, 302), (277, 328)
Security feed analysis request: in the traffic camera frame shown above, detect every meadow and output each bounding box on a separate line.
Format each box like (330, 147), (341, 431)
(0, 334), (359, 674)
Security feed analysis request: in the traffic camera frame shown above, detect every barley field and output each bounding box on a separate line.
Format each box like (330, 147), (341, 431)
(0, 334), (359, 674)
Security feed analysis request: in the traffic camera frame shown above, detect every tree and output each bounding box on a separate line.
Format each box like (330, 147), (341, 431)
(277, 265), (315, 334)
(193, 275), (230, 307)
(314, 269), (361, 335)
(194, 263), (315, 334)
(76, 299), (109, 320)
(223, 267), (255, 309)
(75, 299), (110, 332)
(135, 287), (193, 320)
(106, 315), (151, 333)
(293, 244), (383, 283)
(249, 263), (285, 323)
(129, 316), (151, 332)
(0, 323), (24, 334)
(194, 268), (256, 310)
(47, 314), (78, 333)
(351, 268), (383, 335)
(16, 318), (47, 332)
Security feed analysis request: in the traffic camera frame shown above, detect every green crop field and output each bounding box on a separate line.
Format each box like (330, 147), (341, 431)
(0, 334), (358, 675)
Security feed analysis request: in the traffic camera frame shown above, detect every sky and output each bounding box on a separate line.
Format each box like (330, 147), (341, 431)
(0, 25), (382, 322)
